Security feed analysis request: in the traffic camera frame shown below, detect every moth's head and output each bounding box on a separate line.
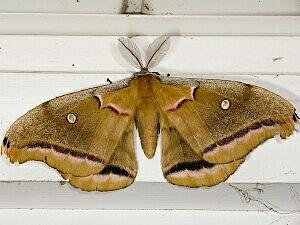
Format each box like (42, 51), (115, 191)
(118, 36), (170, 75)
(132, 70), (161, 79)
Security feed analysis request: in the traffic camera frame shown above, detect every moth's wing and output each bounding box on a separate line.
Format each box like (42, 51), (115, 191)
(62, 122), (137, 191)
(160, 112), (244, 187)
(1, 79), (136, 178)
(159, 77), (298, 164)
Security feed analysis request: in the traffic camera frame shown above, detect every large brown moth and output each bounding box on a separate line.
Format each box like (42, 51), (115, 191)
(1, 37), (299, 192)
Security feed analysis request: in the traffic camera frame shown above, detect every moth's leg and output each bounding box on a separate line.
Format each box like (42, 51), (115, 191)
(62, 123), (137, 192)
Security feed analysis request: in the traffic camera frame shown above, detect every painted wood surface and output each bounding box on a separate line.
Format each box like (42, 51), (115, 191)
(0, 1), (299, 222)
(1, 209), (299, 225)
(142, 0), (300, 15)
(0, 14), (299, 35)
(0, 182), (299, 211)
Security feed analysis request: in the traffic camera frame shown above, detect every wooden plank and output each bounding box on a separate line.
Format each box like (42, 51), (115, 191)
(0, 0), (299, 16)
(0, 14), (299, 35)
(0, 2), (298, 221)
(0, 209), (299, 225)
(0, 36), (299, 74)
(0, 0), (126, 14)
(0, 182), (299, 211)
(143, 0), (300, 15)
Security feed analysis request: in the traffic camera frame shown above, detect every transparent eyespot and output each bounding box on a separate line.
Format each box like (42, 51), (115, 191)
(66, 113), (77, 124)
(221, 99), (230, 110)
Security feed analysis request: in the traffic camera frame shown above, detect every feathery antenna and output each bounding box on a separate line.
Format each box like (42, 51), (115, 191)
(118, 36), (170, 71)
(118, 37), (144, 70)
(145, 36), (170, 69)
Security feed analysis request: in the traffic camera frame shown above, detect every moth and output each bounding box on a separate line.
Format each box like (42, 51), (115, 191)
(1, 37), (299, 192)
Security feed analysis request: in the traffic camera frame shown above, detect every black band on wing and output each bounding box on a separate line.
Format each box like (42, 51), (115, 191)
(100, 165), (134, 178)
(203, 119), (277, 154)
(293, 112), (300, 122)
(165, 160), (215, 176)
(2, 136), (8, 147)
(24, 141), (104, 163)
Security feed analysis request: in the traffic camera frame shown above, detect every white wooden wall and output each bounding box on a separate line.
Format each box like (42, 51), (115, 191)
(0, 1), (299, 224)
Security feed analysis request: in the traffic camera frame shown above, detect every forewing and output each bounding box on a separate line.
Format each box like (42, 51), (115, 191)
(1, 79), (136, 179)
(159, 77), (298, 164)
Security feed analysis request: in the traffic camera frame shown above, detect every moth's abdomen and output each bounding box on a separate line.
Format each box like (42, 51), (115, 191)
(135, 102), (159, 159)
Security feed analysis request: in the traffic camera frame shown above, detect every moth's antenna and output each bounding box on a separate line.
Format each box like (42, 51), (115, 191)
(118, 37), (144, 70)
(145, 36), (170, 69)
